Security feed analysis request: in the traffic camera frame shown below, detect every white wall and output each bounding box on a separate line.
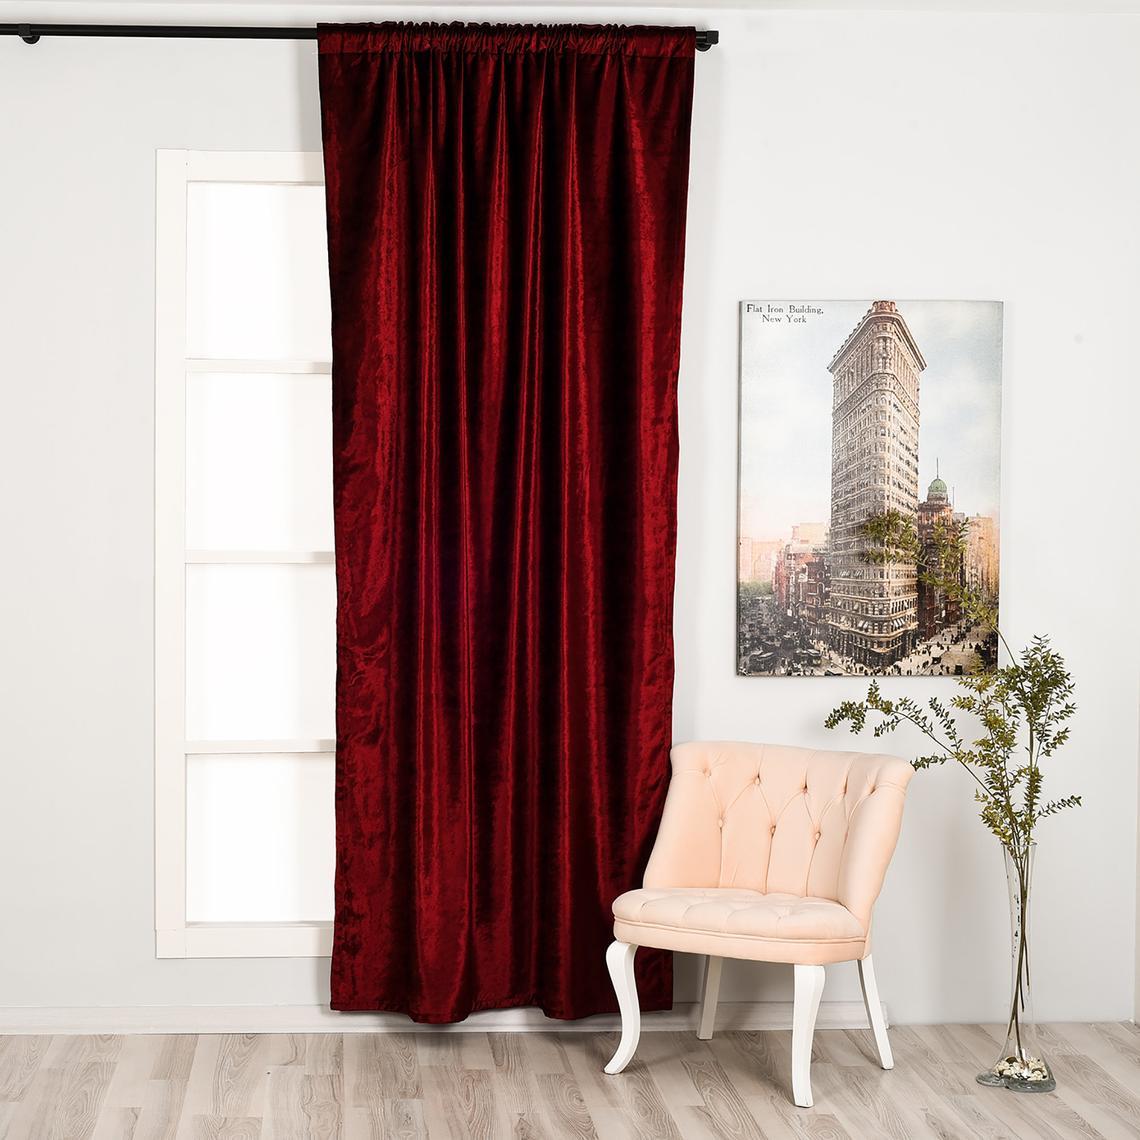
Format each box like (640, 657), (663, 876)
(1, 3), (1137, 1022)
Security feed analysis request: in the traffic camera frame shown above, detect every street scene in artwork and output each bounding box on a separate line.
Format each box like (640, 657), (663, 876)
(738, 585), (997, 677)
(737, 300), (1003, 678)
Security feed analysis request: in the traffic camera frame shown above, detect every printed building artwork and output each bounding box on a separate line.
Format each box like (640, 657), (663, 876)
(737, 300), (1003, 677)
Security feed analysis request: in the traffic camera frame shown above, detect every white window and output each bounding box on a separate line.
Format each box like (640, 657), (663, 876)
(155, 151), (335, 958)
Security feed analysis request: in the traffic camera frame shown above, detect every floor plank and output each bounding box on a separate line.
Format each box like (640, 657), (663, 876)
(0, 1039), (50, 1103)
(532, 1072), (596, 1140)
(186, 1116), (261, 1140)
(12, 1061), (117, 1140)
(210, 1036), (267, 1120)
(90, 1105), (139, 1140)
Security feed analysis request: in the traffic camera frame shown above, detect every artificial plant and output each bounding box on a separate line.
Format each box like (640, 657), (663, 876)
(825, 510), (1078, 1090)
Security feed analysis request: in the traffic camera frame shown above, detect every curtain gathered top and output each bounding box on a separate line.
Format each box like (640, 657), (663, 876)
(318, 21), (696, 58)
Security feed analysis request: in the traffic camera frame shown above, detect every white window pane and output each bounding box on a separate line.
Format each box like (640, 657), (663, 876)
(187, 372), (333, 551)
(186, 753), (334, 923)
(186, 563), (335, 740)
(186, 183), (332, 361)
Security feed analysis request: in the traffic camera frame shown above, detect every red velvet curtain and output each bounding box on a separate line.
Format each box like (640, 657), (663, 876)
(318, 22), (694, 1022)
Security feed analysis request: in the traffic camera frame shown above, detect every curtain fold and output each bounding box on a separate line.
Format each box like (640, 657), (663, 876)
(319, 20), (694, 1022)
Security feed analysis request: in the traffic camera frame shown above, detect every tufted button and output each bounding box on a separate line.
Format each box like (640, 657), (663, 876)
(770, 825), (777, 836)
(717, 818), (724, 829)
(813, 831), (821, 842)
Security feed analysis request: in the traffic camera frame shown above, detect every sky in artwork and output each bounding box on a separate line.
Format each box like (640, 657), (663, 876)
(738, 299), (1003, 543)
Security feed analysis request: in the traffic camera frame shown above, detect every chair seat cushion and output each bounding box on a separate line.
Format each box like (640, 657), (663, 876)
(612, 887), (866, 965)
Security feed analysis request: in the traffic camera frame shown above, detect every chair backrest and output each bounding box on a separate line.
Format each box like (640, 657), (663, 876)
(643, 741), (913, 929)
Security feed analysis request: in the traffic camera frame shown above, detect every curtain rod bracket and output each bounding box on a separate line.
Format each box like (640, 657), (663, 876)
(18, 24), (40, 45)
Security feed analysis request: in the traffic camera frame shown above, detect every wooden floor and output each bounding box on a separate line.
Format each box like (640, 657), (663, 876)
(1, 1024), (1137, 1139)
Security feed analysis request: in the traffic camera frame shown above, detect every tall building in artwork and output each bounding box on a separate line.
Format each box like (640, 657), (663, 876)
(966, 514), (999, 600)
(751, 540), (783, 585)
(737, 537), (784, 585)
(916, 466), (961, 640)
(826, 301), (925, 666)
(791, 522), (828, 546)
(774, 541), (830, 639)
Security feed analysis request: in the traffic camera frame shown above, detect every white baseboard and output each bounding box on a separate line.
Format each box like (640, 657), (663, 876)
(0, 1000), (884, 1036)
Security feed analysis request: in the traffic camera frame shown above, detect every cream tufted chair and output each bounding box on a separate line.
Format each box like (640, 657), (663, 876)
(604, 741), (913, 1107)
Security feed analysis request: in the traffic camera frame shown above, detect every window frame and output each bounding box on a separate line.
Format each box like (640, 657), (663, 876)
(154, 149), (334, 959)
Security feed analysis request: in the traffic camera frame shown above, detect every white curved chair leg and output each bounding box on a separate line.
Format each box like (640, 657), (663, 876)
(791, 964), (826, 1108)
(604, 941), (641, 1074)
(697, 955), (723, 1041)
(857, 954), (893, 1069)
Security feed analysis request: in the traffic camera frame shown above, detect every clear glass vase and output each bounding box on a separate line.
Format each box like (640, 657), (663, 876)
(976, 843), (1056, 1093)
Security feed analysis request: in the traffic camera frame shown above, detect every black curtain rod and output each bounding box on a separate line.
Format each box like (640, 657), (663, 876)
(2, 23), (719, 50)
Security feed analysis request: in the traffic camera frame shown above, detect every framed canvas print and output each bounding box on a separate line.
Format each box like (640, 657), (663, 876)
(737, 300), (1002, 678)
